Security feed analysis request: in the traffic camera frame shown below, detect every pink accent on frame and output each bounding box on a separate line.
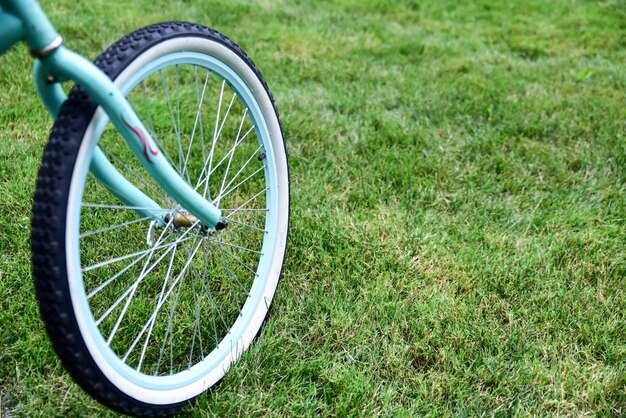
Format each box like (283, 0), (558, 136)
(122, 117), (159, 163)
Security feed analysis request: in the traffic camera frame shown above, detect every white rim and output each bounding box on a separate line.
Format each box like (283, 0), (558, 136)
(65, 35), (288, 404)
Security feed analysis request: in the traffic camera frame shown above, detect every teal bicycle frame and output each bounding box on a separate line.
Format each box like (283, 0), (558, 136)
(0, 0), (224, 229)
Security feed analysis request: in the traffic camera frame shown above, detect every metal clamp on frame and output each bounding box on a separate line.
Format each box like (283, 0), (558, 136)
(29, 34), (62, 58)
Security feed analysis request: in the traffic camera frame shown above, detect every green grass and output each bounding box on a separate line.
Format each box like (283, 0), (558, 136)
(1, 0), (624, 416)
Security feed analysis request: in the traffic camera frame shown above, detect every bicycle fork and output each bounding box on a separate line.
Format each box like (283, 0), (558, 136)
(1, 0), (225, 231)
(34, 50), (226, 231)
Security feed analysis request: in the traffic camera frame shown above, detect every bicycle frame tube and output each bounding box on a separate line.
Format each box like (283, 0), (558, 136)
(33, 61), (170, 223)
(42, 47), (223, 228)
(0, 0), (55, 52)
(1, 0), (223, 229)
(0, 10), (23, 55)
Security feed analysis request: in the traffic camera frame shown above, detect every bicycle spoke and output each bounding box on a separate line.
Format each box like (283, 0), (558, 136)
(140, 81), (157, 138)
(82, 237), (185, 273)
(215, 108), (248, 206)
(95, 245), (171, 330)
(135, 114), (179, 175)
(159, 69), (183, 171)
(209, 126), (255, 175)
(201, 240), (224, 347)
(216, 165), (264, 203)
(212, 239), (262, 254)
(104, 242), (176, 342)
(174, 64), (191, 184)
(205, 80), (226, 192)
(206, 241), (243, 313)
(194, 67), (208, 163)
(153, 238), (203, 375)
(188, 247), (204, 366)
(82, 203), (168, 212)
(211, 144), (262, 197)
(100, 148), (172, 206)
(222, 187), (268, 218)
(182, 67), (210, 179)
(185, 240), (205, 368)
(125, 243), (177, 367)
(203, 84), (237, 197)
(223, 217), (266, 233)
(214, 93), (237, 145)
(194, 126), (255, 193)
(220, 208), (267, 212)
(86, 251), (149, 299)
(79, 215), (154, 239)
(99, 218), (178, 335)
(135, 85), (178, 169)
(212, 238), (258, 277)
(214, 238), (254, 294)
(147, 241), (180, 369)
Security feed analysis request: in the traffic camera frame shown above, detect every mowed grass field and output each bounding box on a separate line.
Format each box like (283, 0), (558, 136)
(0, 0), (624, 416)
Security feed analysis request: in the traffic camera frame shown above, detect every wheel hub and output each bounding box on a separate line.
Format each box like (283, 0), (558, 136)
(146, 210), (228, 247)
(170, 212), (198, 228)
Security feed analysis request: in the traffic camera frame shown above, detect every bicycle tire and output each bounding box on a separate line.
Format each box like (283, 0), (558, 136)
(32, 22), (289, 416)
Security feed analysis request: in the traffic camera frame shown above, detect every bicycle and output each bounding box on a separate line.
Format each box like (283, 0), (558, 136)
(1, 0), (289, 415)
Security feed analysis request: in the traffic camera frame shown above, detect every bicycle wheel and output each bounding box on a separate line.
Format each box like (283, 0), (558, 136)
(32, 22), (289, 416)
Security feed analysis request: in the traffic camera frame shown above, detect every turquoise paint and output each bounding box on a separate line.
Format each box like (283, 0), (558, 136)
(40, 46), (223, 229)
(89, 148), (167, 222)
(0, 10), (23, 55)
(5, 0), (177, 227)
(1, 0), (57, 51)
(33, 59), (65, 117)
(35, 60), (165, 223)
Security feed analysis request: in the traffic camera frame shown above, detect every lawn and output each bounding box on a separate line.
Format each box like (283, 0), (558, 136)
(0, 0), (624, 416)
